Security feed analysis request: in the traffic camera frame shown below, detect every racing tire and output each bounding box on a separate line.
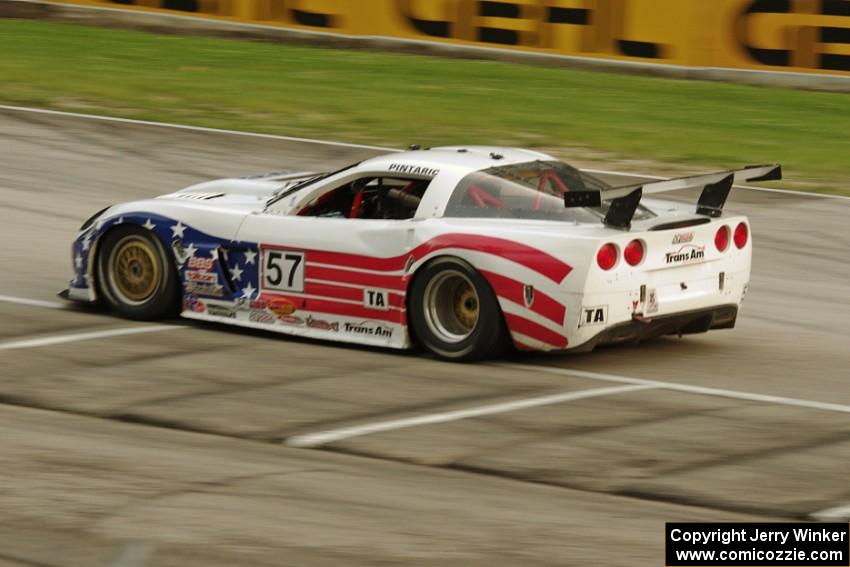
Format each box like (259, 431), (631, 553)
(409, 257), (508, 361)
(96, 225), (181, 320)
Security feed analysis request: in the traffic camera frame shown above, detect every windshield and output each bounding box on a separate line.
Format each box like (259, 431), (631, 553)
(265, 162), (361, 207)
(444, 160), (653, 222)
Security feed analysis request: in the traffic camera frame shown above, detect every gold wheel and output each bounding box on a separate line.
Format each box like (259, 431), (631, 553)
(423, 269), (480, 343)
(453, 285), (479, 330)
(109, 236), (161, 304)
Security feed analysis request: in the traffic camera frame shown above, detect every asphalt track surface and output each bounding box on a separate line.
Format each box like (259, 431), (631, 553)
(1, 107), (848, 566)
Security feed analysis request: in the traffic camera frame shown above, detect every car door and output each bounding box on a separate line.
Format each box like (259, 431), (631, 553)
(232, 173), (429, 341)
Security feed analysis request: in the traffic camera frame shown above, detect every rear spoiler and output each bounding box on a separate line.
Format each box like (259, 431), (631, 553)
(565, 164), (782, 230)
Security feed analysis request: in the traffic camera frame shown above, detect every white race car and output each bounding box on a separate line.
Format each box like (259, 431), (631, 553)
(62, 146), (780, 360)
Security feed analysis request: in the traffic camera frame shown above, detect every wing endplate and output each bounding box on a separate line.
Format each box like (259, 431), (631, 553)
(604, 188), (642, 230)
(696, 173), (734, 218)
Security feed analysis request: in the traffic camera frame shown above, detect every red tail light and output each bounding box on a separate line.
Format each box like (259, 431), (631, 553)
(715, 225), (730, 252)
(597, 243), (618, 270)
(734, 222), (749, 249)
(624, 239), (644, 266)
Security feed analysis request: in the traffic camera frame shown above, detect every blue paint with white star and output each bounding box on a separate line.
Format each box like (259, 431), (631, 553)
(70, 212), (261, 302)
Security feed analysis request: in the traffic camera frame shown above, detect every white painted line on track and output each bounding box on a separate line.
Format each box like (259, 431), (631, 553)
(502, 364), (850, 415)
(106, 542), (154, 567)
(0, 325), (181, 351)
(1, 104), (847, 201)
(285, 383), (655, 448)
(0, 104), (398, 152)
(810, 504), (850, 521)
(0, 294), (66, 309)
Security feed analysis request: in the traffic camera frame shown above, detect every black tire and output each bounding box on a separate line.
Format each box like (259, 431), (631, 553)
(96, 225), (181, 320)
(409, 257), (508, 361)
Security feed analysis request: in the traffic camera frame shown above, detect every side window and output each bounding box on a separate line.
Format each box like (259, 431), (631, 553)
(298, 176), (431, 220)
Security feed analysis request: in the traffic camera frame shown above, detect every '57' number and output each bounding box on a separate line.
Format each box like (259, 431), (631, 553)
(262, 250), (304, 292)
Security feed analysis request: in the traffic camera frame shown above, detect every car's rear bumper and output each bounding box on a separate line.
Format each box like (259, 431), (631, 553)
(573, 304), (739, 352)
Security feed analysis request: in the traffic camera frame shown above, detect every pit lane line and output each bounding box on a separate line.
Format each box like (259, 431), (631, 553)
(502, 364), (850, 416)
(0, 324), (182, 351)
(811, 503), (850, 521)
(0, 294), (65, 309)
(286, 363), (850, 448)
(0, 294), (185, 349)
(2, 104), (848, 201)
(285, 383), (656, 448)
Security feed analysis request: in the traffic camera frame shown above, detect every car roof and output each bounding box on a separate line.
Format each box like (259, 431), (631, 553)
(264, 146), (563, 218)
(358, 146), (558, 175)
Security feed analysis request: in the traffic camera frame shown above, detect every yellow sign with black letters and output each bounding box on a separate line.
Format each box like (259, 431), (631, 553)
(53, 0), (850, 77)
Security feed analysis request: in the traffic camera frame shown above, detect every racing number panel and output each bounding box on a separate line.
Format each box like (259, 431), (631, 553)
(261, 247), (305, 293)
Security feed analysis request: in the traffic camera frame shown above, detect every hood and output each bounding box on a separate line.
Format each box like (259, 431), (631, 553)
(155, 170), (320, 207)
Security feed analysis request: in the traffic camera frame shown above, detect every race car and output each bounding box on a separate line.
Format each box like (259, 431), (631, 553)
(62, 146), (780, 360)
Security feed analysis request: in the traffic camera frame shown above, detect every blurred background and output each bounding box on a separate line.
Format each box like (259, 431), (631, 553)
(0, 1), (848, 566)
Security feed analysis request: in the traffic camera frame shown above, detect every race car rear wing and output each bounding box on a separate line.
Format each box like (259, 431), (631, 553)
(565, 164), (782, 229)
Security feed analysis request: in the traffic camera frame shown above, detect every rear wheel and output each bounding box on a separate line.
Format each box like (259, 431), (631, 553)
(97, 226), (180, 320)
(409, 257), (507, 361)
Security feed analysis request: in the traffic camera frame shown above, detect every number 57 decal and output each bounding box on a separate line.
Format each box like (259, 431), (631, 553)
(261, 248), (305, 293)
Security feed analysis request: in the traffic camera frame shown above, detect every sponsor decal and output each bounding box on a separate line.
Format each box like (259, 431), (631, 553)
(364, 288), (389, 310)
(267, 297), (297, 317)
(672, 231), (695, 245)
(188, 256), (215, 270)
(185, 281), (225, 297)
(206, 304), (236, 319)
(278, 315), (305, 326)
(186, 270), (218, 284)
(580, 305), (608, 327)
(306, 315), (340, 332)
(523, 284), (535, 308)
(184, 294), (206, 313)
(646, 289), (659, 314)
(343, 321), (393, 338)
(665, 244), (705, 265)
(388, 163), (440, 177)
(249, 310), (276, 324)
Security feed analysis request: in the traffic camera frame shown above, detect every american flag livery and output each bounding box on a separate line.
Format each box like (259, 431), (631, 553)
(64, 146), (758, 359)
(69, 213), (574, 350)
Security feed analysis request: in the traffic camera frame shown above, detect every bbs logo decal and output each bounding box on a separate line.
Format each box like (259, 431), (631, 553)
(188, 256), (215, 270)
(364, 288), (389, 310)
(580, 305), (608, 327)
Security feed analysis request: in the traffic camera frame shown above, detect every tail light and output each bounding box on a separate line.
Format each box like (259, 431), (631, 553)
(597, 243), (618, 270)
(734, 222), (749, 249)
(624, 239), (644, 266)
(714, 225), (730, 252)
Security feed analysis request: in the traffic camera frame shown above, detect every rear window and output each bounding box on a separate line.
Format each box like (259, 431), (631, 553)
(444, 160), (654, 223)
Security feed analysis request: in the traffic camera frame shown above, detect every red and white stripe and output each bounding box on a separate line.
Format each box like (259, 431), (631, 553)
(261, 234), (573, 349)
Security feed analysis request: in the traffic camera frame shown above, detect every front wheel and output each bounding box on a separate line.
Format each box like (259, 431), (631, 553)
(409, 257), (508, 361)
(96, 225), (181, 320)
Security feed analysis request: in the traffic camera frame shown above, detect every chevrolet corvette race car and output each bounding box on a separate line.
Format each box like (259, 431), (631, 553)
(62, 146), (780, 360)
